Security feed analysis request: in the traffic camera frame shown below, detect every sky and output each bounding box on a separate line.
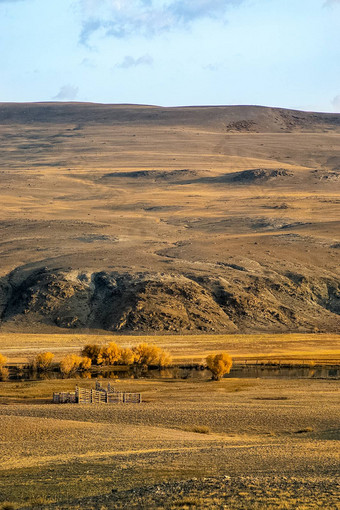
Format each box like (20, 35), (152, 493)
(0, 0), (339, 112)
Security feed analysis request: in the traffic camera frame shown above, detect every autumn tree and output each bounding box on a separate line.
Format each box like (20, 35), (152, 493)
(59, 354), (81, 375)
(80, 356), (92, 371)
(206, 353), (233, 381)
(0, 353), (8, 381)
(34, 352), (54, 371)
(98, 342), (121, 366)
(81, 344), (102, 365)
(133, 343), (172, 367)
(119, 347), (136, 366)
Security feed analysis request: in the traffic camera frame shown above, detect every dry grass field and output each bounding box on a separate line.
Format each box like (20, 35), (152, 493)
(0, 332), (340, 364)
(0, 377), (339, 509)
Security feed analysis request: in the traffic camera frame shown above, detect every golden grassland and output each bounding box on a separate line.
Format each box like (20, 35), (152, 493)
(0, 332), (339, 364)
(0, 377), (339, 509)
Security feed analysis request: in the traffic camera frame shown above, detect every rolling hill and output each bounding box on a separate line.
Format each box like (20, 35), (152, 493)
(0, 103), (339, 333)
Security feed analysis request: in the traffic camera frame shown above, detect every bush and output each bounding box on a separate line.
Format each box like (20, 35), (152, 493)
(81, 344), (102, 365)
(59, 354), (83, 375)
(133, 343), (172, 367)
(0, 353), (7, 366)
(98, 342), (121, 366)
(0, 366), (9, 381)
(34, 352), (54, 371)
(206, 352), (233, 381)
(158, 350), (173, 368)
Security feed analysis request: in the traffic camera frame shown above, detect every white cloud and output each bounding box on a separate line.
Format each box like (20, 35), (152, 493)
(324, 0), (340, 6)
(79, 0), (245, 43)
(53, 85), (79, 100)
(115, 54), (153, 68)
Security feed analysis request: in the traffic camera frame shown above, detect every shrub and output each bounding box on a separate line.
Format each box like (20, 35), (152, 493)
(59, 354), (83, 375)
(206, 352), (233, 381)
(34, 352), (54, 371)
(190, 425), (211, 434)
(133, 343), (172, 367)
(0, 353), (7, 366)
(158, 350), (173, 367)
(98, 342), (121, 366)
(0, 366), (9, 381)
(79, 356), (92, 371)
(119, 347), (136, 366)
(81, 344), (102, 365)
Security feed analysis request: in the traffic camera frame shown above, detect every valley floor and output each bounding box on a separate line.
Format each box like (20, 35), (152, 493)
(0, 377), (339, 509)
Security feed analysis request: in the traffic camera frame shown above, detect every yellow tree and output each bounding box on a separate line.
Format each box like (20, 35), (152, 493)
(81, 344), (102, 365)
(133, 343), (172, 367)
(98, 342), (121, 366)
(0, 353), (9, 381)
(35, 352), (54, 371)
(119, 347), (136, 366)
(59, 354), (83, 375)
(0, 353), (7, 366)
(206, 353), (233, 381)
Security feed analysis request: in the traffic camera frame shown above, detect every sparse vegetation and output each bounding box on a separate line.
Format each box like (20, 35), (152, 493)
(0, 377), (338, 508)
(295, 427), (314, 434)
(206, 352), (233, 381)
(185, 425), (211, 434)
(0, 367), (9, 382)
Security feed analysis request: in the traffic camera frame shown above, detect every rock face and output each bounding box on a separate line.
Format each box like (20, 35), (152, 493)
(0, 267), (339, 333)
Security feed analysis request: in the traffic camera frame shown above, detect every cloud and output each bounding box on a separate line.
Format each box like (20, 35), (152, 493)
(81, 57), (96, 68)
(53, 85), (79, 100)
(115, 54), (153, 68)
(79, 0), (245, 43)
(323, 0), (340, 6)
(332, 94), (340, 111)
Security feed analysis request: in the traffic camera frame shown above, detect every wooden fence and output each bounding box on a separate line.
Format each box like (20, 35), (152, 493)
(53, 383), (141, 404)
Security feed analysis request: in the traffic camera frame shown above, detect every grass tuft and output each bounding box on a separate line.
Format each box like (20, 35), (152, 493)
(295, 427), (314, 434)
(185, 425), (211, 434)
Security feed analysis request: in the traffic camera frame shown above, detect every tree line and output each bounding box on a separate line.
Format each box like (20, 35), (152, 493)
(0, 343), (232, 380)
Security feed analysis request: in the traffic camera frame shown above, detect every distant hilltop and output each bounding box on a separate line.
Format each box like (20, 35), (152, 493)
(0, 102), (339, 133)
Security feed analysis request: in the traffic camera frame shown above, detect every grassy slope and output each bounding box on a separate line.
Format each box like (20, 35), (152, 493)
(0, 104), (339, 334)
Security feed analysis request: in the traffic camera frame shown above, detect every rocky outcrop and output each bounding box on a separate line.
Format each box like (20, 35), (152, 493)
(0, 267), (339, 333)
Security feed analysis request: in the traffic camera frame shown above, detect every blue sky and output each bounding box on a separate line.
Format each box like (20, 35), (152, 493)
(0, 0), (339, 111)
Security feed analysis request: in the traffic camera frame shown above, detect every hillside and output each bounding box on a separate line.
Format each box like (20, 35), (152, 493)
(0, 103), (339, 333)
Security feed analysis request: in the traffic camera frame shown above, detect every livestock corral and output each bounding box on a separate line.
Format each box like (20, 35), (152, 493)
(53, 381), (142, 404)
